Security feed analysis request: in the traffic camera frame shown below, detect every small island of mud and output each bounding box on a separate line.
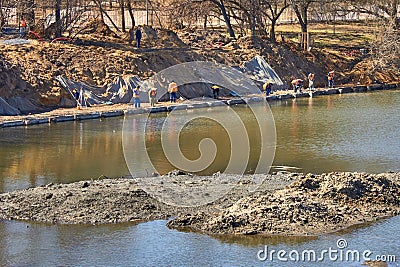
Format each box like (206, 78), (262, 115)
(0, 172), (399, 237)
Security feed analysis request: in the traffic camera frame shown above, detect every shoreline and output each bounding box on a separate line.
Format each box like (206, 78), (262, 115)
(0, 172), (399, 237)
(1, 82), (399, 128)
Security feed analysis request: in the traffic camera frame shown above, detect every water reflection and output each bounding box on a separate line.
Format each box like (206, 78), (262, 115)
(0, 217), (399, 266)
(0, 118), (129, 192)
(0, 90), (399, 193)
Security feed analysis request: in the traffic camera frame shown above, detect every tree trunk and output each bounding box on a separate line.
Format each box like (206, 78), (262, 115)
(127, 0), (135, 27)
(55, 0), (61, 37)
(120, 0), (125, 32)
(95, 0), (121, 32)
(250, 0), (255, 38)
(300, 4), (307, 33)
(270, 18), (277, 42)
(291, 2), (308, 33)
(211, 0), (235, 38)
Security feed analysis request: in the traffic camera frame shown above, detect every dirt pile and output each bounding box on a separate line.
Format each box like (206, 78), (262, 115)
(0, 173), (291, 224)
(1, 171), (398, 234)
(0, 54), (30, 99)
(178, 28), (232, 49)
(168, 172), (400, 236)
(80, 18), (120, 38)
(0, 179), (170, 224)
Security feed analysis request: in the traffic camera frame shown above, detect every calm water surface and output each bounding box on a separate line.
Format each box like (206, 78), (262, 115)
(0, 90), (399, 266)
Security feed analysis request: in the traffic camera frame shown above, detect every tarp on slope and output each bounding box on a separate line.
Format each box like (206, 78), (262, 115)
(6, 97), (44, 113)
(0, 97), (21, 115)
(56, 56), (284, 104)
(56, 75), (142, 105)
(233, 55), (284, 88)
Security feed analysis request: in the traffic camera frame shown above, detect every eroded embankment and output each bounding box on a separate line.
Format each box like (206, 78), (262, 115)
(0, 172), (399, 237)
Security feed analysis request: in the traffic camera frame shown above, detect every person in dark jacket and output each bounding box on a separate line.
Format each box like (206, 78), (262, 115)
(135, 26), (142, 48)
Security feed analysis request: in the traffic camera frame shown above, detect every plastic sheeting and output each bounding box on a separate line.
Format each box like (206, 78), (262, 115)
(233, 55), (284, 88)
(56, 56), (283, 105)
(0, 96), (45, 115)
(56, 75), (142, 105)
(1, 38), (31, 45)
(0, 97), (21, 115)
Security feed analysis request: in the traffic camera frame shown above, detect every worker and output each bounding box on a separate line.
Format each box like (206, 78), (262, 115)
(327, 71), (335, 88)
(77, 87), (86, 109)
(211, 85), (220, 99)
(148, 88), (157, 107)
(308, 73), (315, 90)
(168, 81), (178, 103)
(262, 82), (272, 96)
(133, 86), (141, 108)
(20, 19), (27, 38)
(135, 26), (142, 49)
(291, 79), (303, 93)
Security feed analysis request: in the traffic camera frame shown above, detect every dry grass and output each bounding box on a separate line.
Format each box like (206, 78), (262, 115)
(276, 21), (377, 49)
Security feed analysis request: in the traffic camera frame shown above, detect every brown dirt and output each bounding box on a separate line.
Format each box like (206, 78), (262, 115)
(0, 173), (294, 224)
(168, 172), (400, 236)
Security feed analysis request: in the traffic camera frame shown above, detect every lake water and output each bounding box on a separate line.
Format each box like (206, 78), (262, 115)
(0, 90), (399, 266)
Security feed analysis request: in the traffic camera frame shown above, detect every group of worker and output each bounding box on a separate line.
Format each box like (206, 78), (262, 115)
(130, 81), (224, 108)
(288, 70), (335, 93)
(132, 70), (337, 108)
(73, 71), (337, 109)
(131, 81), (176, 108)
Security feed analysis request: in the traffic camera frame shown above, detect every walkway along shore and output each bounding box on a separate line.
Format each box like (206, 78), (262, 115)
(0, 82), (399, 128)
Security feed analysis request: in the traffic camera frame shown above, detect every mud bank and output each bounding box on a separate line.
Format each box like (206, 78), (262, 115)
(1, 84), (399, 128)
(0, 172), (399, 237)
(168, 172), (400, 236)
(0, 173), (293, 224)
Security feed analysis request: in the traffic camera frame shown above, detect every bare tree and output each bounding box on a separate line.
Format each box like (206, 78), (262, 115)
(260, 0), (290, 42)
(55, 0), (62, 37)
(209, 0), (235, 37)
(289, 0), (315, 33)
(371, 19), (400, 71)
(126, 0), (135, 27)
(347, 0), (400, 29)
(119, 0), (126, 32)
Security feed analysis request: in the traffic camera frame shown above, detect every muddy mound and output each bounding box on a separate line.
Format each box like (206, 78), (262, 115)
(81, 18), (119, 38)
(0, 54), (30, 98)
(290, 172), (400, 204)
(141, 26), (187, 48)
(178, 28), (232, 49)
(346, 60), (400, 85)
(0, 179), (170, 224)
(168, 172), (400, 236)
(0, 54), (44, 115)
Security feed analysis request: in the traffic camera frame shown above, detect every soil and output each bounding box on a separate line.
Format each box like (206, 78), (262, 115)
(0, 171), (399, 238)
(1, 22), (399, 114)
(0, 173), (294, 224)
(168, 172), (400, 236)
